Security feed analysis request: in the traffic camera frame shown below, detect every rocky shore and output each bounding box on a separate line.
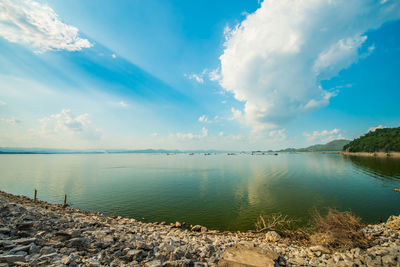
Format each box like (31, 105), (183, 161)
(1, 191), (400, 266)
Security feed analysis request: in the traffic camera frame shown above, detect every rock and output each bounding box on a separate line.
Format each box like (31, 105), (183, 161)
(85, 258), (101, 267)
(0, 254), (26, 263)
(40, 246), (56, 255)
(382, 254), (396, 265)
(265, 231), (281, 242)
(0, 263), (9, 267)
(16, 221), (34, 230)
(54, 231), (72, 240)
(29, 243), (40, 254)
(68, 237), (89, 249)
(144, 259), (162, 267)
(309, 245), (331, 254)
(126, 249), (144, 259)
(13, 237), (36, 245)
(9, 244), (31, 253)
(217, 246), (277, 267)
(191, 225), (207, 232)
(37, 252), (58, 261)
(175, 222), (181, 228)
(61, 255), (71, 265)
(0, 227), (10, 235)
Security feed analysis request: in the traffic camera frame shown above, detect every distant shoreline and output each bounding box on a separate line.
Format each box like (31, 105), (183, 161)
(341, 151), (400, 158)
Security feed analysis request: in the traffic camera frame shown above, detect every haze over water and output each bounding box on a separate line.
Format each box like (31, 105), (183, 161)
(1, 153), (399, 231)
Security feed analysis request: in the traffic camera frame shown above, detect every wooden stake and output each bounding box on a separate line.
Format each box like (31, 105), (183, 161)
(34, 189), (37, 202)
(64, 194), (67, 206)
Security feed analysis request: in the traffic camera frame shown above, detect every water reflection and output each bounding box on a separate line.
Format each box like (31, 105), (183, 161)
(1, 153), (400, 231)
(345, 155), (400, 180)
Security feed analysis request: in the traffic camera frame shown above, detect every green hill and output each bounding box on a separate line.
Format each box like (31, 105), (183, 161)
(343, 127), (400, 152)
(278, 139), (350, 152)
(298, 139), (351, 152)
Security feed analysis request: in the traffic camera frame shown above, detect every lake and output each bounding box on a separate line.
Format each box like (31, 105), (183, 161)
(1, 153), (399, 231)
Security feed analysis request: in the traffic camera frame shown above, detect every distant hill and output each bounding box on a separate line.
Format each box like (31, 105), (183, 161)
(0, 147), (228, 154)
(343, 127), (400, 152)
(278, 139), (351, 152)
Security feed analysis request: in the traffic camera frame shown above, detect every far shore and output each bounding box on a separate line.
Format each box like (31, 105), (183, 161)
(341, 151), (400, 158)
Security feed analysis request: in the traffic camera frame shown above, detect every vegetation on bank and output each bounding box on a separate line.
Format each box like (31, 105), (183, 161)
(343, 127), (400, 153)
(255, 208), (369, 250)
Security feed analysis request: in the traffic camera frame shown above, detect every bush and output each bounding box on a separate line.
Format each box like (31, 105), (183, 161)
(310, 208), (369, 249)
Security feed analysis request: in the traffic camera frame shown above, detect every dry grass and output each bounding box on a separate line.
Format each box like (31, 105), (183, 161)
(310, 208), (369, 249)
(255, 213), (298, 235)
(255, 209), (370, 249)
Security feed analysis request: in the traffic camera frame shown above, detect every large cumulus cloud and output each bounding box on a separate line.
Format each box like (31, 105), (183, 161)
(219, 0), (400, 130)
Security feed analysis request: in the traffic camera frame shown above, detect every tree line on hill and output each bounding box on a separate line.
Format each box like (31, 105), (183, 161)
(343, 127), (400, 152)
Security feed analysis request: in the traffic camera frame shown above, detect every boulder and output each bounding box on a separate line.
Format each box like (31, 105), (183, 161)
(265, 231), (281, 242)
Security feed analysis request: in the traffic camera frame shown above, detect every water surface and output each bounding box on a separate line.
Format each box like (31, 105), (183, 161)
(1, 153), (399, 231)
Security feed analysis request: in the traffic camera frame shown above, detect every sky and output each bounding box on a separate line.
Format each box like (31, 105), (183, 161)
(0, 0), (399, 150)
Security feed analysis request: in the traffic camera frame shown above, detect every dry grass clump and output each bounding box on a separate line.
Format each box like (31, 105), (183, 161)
(310, 208), (369, 249)
(255, 213), (302, 236)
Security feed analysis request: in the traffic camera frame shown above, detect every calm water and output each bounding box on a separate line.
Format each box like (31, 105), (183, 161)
(1, 153), (400, 231)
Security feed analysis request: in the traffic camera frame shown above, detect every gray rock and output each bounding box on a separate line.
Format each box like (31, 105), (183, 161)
(16, 221), (33, 230)
(309, 245), (331, 254)
(191, 225), (207, 232)
(9, 244), (31, 253)
(144, 259), (162, 267)
(126, 249), (144, 259)
(60, 255), (71, 265)
(0, 254), (26, 263)
(13, 237), (36, 245)
(40, 246), (56, 255)
(0, 228), (10, 235)
(85, 258), (101, 267)
(265, 231), (281, 242)
(37, 252), (58, 261)
(382, 254), (396, 265)
(68, 237), (89, 249)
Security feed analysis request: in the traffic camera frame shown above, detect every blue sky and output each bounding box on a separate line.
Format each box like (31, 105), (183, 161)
(0, 0), (399, 150)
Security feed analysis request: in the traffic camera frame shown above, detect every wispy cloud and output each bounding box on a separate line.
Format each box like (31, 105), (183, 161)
(0, 0), (93, 53)
(184, 73), (204, 84)
(218, 0), (400, 130)
(368, 125), (386, 132)
(39, 109), (101, 140)
(0, 100), (7, 106)
(118, 101), (129, 108)
(185, 68), (221, 84)
(171, 127), (208, 140)
(0, 117), (21, 124)
(303, 128), (343, 143)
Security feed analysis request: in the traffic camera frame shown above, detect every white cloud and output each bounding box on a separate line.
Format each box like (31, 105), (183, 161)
(303, 128), (343, 143)
(0, 117), (21, 124)
(368, 125), (386, 132)
(185, 68), (222, 83)
(112, 54), (117, 59)
(0, 100), (6, 106)
(39, 109), (101, 140)
(184, 73), (204, 84)
(229, 107), (243, 121)
(208, 68), (221, 81)
(198, 115), (209, 123)
(118, 101), (128, 108)
(269, 128), (287, 141)
(218, 0), (400, 130)
(0, 0), (93, 52)
(172, 127), (208, 140)
(219, 131), (224, 136)
(151, 132), (159, 137)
